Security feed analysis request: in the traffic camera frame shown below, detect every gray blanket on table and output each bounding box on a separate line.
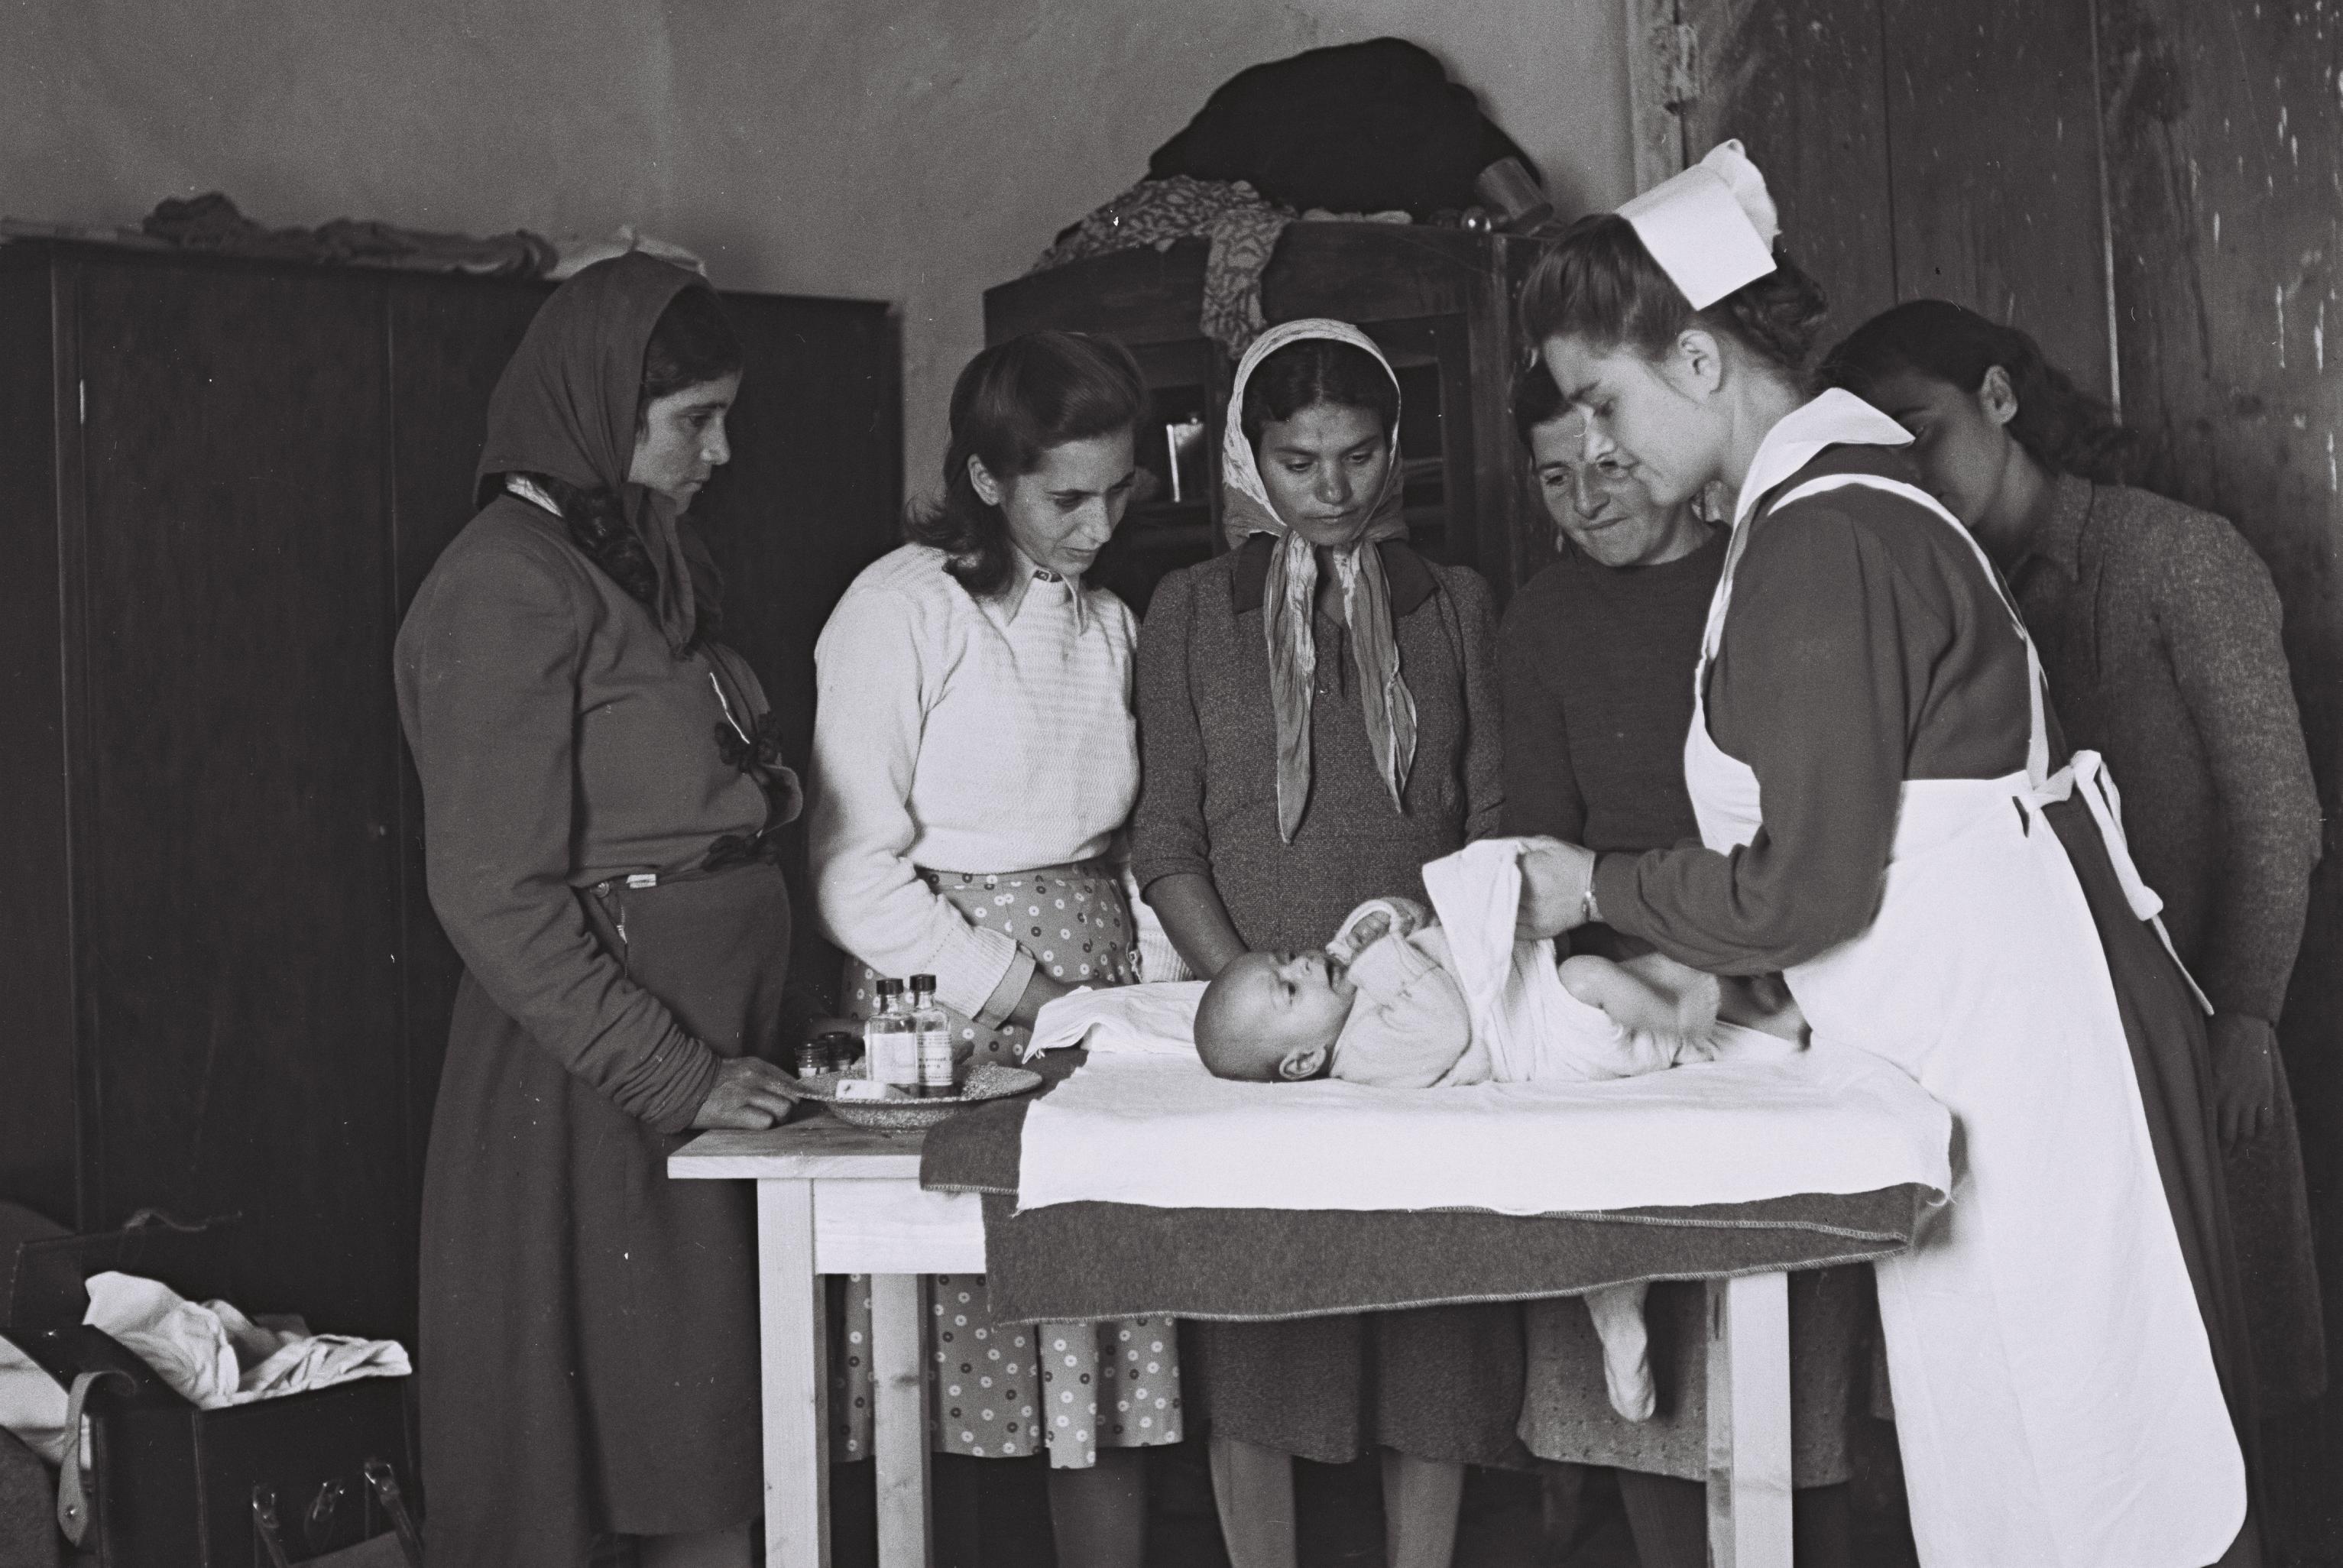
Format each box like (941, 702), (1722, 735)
(921, 1054), (1934, 1325)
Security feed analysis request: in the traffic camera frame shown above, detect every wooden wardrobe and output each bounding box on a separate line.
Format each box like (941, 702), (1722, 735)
(0, 241), (900, 1343)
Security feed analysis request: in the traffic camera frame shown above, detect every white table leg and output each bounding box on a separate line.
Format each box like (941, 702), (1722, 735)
(870, 1274), (935, 1568)
(1707, 1271), (1793, 1568)
(757, 1178), (830, 1568)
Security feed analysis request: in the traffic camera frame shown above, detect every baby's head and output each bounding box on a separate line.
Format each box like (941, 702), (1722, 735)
(1194, 950), (1358, 1081)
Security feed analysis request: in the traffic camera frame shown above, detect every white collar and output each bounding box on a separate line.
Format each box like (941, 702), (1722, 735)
(1729, 388), (1914, 526)
(979, 546), (1090, 633)
(504, 474), (562, 517)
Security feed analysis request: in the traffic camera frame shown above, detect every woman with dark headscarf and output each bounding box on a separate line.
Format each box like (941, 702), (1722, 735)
(397, 254), (805, 1568)
(1132, 318), (1509, 1568)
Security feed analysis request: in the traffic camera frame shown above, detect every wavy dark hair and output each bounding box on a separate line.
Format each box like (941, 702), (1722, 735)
(1239, 335), (1398, 448)
(1518, 212), (1830, 385)
(1820, 299), (2147, 486)
(908, 330), (1148, 598)
(1510, 353), (1569, 448)
(524, 284), (744, 647)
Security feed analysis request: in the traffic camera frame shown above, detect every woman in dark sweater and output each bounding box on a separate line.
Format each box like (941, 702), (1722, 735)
(1823, 299), (2325, 1421)
(1132, 318), (1505, 1568)
(1499, 363), (1872, 1566)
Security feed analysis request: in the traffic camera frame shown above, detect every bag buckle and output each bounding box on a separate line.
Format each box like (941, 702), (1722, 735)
(363, 1457), (426, 1566)
(252, 1485), (296, 1568)
(306, 1475), (348, 1550)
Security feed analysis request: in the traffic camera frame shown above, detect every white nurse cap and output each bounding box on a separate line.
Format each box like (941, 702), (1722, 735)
(1615, 140), (1781, 309)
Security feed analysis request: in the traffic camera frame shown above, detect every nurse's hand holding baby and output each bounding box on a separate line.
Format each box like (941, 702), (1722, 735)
(1513, 837), (1602, 941)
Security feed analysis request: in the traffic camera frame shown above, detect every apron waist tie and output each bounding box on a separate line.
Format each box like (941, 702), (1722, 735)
(2024, 750), (2214, 1016)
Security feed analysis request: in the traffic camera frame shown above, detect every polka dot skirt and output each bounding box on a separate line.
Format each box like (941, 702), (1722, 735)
(841, 861), (1139, 1069)
(831, 862), (1178, 1469)
(829, 1276), (1182, 1469)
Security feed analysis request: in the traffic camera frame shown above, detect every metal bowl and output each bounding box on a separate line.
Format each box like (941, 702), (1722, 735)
(797, 1061), (1043, 1129)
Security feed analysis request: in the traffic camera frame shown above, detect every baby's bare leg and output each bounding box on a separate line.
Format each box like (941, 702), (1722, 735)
(1718, 973), (1810, 1043)
(1584, 1281), (1657, 1422)
(1559, 952), (1721, 1037)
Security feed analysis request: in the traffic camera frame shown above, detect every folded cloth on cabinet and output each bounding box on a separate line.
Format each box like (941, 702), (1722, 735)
(922, 1051), (1947, 1324)
(81, 1273), (409, 1410)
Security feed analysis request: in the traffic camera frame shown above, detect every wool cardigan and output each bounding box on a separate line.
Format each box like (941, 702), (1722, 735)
(2012, 474), (2323, 1024)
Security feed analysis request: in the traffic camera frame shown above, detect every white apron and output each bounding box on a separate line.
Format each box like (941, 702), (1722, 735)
(1680, 394), (2244, 1567)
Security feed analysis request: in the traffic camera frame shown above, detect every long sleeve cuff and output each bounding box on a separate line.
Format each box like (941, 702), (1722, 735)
(1591, 852), (1641, 937)
(625, 1034), (721, 1136)
(976, 948), (1038, 1029)
(925, 920), (1026, 1023)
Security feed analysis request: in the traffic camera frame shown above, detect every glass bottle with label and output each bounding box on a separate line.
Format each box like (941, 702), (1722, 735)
(864, 979), (916, 1091)
(909, 974), (954, 1098)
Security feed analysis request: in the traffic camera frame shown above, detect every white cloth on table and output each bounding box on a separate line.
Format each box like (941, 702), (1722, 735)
(1026, 981), (1208, 1061)
(80, 1272), (410, 1410)
(807, 543), (1140, 1020)
(1014, 1038), (1949, 1216)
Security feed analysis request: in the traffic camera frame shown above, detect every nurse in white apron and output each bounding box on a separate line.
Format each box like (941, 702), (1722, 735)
(1508, 144), (2260, 1568)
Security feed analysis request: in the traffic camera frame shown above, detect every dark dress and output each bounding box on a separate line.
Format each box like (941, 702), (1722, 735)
(1131, 535), (1518, 1464)
(1593, 442), (2263, 1565)
(398, 496), (797, 1566)
(2014, 475), (2325, 1410)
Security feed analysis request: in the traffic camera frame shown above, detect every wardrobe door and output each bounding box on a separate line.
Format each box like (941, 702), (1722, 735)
(0, 254), (74, 1223)
(386, 274), (545, 1217)
(68, 257), (410, 1337)
(695, 294), (899, 765)
(698, 295), (901, 1013)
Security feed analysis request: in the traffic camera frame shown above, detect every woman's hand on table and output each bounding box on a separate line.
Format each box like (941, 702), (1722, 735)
(691, 1055), (808, 1130)
(2207, 1012), (2278, 1150)
(1007, 969), (1078, 1031)
(1515, 837), (1600, 939)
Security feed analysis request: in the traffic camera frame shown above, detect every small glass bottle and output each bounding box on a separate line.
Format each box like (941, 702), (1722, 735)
(864, 980), (916, 1091)
(909, 974), (954, 1098)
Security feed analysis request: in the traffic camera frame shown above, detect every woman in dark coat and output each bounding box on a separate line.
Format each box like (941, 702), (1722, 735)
(1132, 318), (1508, 1568)
(396, 254), (805, 1568)
(1500, 362), (1871, 1567)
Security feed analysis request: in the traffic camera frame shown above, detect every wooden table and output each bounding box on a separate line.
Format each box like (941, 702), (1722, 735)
(672, 1114), (1798, 1568)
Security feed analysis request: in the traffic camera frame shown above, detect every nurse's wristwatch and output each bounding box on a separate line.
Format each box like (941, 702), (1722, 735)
(1578, 860), (1601, 928)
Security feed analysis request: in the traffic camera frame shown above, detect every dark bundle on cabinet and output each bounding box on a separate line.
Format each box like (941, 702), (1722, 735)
(984, 223), (1551, 614)
(0, 243), (901, 1346)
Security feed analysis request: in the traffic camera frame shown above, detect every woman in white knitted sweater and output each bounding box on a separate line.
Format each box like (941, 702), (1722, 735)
(806, 331), (1181, 1567)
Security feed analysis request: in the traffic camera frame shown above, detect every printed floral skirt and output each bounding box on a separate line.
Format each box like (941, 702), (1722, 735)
(831, 860), (1183, 1468)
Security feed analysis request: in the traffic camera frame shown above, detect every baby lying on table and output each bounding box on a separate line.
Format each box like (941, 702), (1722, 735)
(1194, 896), (1804, 1088)
(1194, 895), (1807, 1422)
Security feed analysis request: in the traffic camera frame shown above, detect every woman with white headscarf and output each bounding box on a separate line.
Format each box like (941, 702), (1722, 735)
(1131, 319), (1507, 1568)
